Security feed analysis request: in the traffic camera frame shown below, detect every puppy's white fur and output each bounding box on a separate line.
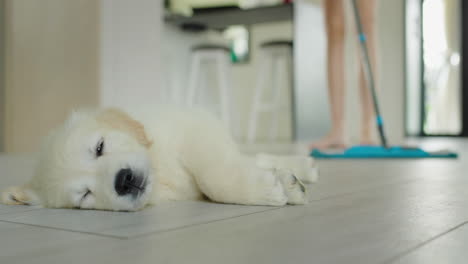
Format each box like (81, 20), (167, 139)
(2, 106), (317, 211)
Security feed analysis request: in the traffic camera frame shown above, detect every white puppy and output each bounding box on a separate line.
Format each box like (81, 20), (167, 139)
(1, 107), (318, 211)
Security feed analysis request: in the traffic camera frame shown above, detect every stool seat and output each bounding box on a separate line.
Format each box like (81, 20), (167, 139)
(260, 40), (293, 48)
(192, 44), (230, 52)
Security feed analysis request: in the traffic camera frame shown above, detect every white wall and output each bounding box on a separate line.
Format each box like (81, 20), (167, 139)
(2, 0), (164, 152)
(3, 0), (99, 153)
(294, 2), (328, 140)
(100, 0), (163, 108)
(0, 0), (5, 151)
(2, 0), (165, 152)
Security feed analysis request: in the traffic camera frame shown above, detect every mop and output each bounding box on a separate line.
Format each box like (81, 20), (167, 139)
(311, 0), (457, 159)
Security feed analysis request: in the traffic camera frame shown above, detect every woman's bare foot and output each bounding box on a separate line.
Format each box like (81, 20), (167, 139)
(359, 139), (378, 146)
(360, 127), (378, 146)
(309, 133), (347, 150)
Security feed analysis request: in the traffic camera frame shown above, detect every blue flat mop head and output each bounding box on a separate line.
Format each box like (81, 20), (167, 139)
(311, 145), (457, 159)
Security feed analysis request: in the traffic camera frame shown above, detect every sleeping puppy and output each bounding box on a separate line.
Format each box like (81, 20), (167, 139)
(1, 107), (318, 211)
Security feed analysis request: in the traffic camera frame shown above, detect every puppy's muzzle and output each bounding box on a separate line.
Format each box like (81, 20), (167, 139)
(114, 168), (147, 197)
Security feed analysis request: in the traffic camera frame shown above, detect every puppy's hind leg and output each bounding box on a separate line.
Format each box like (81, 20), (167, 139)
(180, 111), (306, 206)
(191, 156), (289, 206)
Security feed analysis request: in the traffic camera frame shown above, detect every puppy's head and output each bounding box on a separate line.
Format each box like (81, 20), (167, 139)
(2, 108), (154, 211)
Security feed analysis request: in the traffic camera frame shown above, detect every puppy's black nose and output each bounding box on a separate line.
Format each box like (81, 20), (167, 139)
(114, 168), (144, 196)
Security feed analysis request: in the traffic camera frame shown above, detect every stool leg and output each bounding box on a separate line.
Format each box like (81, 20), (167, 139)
(217, 52), (232, 132)
(168, 63), (180, 104)
(187, 53), (201, 107)
(198, 62), (207, 104)
(270, 55), (286, 141)
(247, 51), (270, 143)
(269, 56), (278, 141)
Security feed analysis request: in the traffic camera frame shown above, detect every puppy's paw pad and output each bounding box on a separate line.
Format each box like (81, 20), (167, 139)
(268, 182), (288, 206)
(275, 169), (308, 205)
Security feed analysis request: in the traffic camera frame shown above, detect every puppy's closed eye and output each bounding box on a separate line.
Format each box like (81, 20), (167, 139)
(95, 139), (104, 157)
(78, 189), (92, 208)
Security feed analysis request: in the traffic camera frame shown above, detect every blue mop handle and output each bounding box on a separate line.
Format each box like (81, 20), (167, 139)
(351, 0), (388, 148)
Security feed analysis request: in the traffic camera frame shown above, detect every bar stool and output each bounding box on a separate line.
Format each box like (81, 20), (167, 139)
(247, 40), (294, 143)
(186, 44), (233, 132)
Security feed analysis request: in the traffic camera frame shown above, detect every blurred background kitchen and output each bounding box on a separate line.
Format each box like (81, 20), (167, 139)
(0, 0), (463, 153)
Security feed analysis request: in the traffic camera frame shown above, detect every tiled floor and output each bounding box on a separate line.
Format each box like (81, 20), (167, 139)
(0, 140), (466, 264)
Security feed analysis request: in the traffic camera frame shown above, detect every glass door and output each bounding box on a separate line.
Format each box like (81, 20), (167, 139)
(406, 0), (463, 136)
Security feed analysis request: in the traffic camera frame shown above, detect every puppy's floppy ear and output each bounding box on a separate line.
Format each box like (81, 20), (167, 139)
(97, 108), (152, 148)
(2, 184), (40, 206)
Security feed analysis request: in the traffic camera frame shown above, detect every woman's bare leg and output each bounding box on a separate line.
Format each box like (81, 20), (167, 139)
(310, 0), (347, 150)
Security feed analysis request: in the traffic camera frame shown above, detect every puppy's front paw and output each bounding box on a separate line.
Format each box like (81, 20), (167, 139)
(275, 169), (308, 205)
(267, 178), (289, 206)
(2, 186), (36, 205)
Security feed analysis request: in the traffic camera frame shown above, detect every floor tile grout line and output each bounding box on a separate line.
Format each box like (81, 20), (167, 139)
(0, 219), (128, 240)
(384, 220), (468, 264)
(96, 207), (270, 231)
(0, 207), (282, 240)
(309, 178), (420, 204)
(0, 208), (42, 216)
(128, 207), (283, 239)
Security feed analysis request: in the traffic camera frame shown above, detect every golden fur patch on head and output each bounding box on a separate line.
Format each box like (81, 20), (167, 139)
(97, 108), (152, 148)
